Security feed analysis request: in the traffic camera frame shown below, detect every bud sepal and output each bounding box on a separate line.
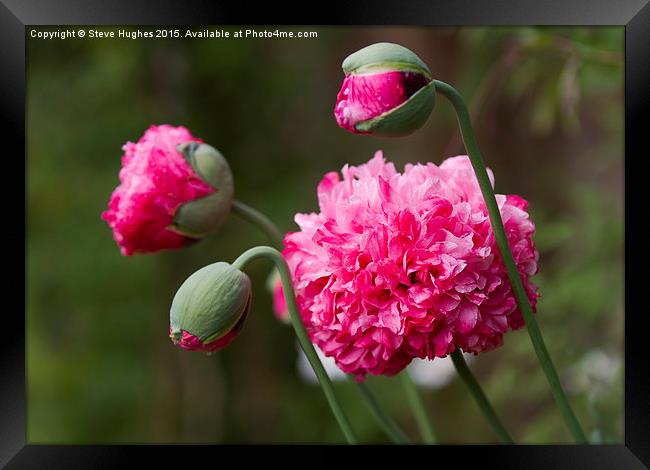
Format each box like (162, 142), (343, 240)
(342, 42), (431, 78)
(170, 143), (235, 238)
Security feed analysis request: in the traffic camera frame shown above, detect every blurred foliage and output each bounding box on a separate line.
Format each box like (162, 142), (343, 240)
(27, 26), (623, 443)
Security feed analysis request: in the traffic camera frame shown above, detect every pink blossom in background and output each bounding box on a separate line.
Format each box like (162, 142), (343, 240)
(102, 124), (214, 256)
(283, 152), (539, 379)
(334, 71), (431, 133)
(272, 277), (289, 322)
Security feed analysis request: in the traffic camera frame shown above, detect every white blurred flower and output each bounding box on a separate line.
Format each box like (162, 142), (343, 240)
(566, 349), (622, 395)
(407, 353), (474, 389)
(296, 341), (347, 383)
(296, 340), (473, 389)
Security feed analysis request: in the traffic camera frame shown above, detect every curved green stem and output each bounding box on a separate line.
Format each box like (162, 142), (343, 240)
(351, 377), (411, 444)
(231, 201), (410, 444)
(232, 246), (357, 444)
(434, 79), (587, 443)
(231, 199), (284, 247)
(400, 371), (437, 444)
(450, 350), (513, 443)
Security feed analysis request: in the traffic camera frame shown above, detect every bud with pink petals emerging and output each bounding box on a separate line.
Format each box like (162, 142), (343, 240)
(170, 262), (252, 353)
(334, 43), (436, 137)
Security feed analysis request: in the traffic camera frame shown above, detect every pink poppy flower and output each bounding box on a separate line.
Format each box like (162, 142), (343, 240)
(283, 152), (539, 379)
(102, 124), (232, 256)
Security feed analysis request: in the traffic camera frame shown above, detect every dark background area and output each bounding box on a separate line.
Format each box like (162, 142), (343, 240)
(26, 26), (623, 443)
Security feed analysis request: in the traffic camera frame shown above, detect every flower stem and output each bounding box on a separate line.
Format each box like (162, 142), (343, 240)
(231, 200), (284, 247)
(351, 376), (411, 444)
(232, 246), (358, 444)
(434, 79), (587, 443)
(450, 350), (513, 443)
(399, 371), (437, 444)
(231, 202), (409, 443)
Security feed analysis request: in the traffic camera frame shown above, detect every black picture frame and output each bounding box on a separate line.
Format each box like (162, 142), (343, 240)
(3, 0), (648, 467)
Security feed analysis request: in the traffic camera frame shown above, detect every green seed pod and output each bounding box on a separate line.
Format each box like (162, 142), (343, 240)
(170, 262), (252, 351)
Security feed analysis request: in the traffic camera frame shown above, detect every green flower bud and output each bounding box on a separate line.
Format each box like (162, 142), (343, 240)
(335, 42), (436, 137)
(170, 262), (252, 352)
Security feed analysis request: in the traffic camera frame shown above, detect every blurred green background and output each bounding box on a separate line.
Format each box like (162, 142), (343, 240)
(27, 26), (623, 444)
